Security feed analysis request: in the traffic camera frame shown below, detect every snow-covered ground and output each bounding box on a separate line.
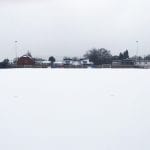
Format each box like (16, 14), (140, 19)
(0, 69), (150, 150)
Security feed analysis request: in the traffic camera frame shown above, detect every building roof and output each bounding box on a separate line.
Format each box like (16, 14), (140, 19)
(20, 55), (33, 59)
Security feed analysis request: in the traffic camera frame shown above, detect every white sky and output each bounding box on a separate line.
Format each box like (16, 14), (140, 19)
(0, 0), (150, 60)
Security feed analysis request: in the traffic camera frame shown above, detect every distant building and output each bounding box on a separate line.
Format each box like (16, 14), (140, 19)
(53, 62), (64, 68)
(135, 60), (150, 68)
(80, 58), (93, 67)
(63, 58), (73, 67)
(33, 58), (50, 68)
(112, 59), (135, 68)
(63, 58), (93, 68)
(17, 55), (35, 67)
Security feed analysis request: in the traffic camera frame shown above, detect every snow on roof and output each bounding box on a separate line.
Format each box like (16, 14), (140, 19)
(21, 55), (33, 59)
(54, 61), (63, 64)
(42, 60), (50, 64)
(72, 61), (81, 66)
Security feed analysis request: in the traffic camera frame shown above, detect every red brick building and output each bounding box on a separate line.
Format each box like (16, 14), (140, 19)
(17, 55), (35, 66)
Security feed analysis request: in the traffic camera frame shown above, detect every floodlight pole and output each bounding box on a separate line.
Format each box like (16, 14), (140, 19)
(136, 41), (139, 61)
(14, 41), (18, 59)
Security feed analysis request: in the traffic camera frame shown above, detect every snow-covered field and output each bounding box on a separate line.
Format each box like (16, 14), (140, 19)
(0, 69), (150, 150)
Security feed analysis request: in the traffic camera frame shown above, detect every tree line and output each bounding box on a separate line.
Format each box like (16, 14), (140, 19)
(1, 48), (150, 68)
(48, 48), (130, 66)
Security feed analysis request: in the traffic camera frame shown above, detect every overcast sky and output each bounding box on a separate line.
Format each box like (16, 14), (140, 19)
(0, 0), (150, 60)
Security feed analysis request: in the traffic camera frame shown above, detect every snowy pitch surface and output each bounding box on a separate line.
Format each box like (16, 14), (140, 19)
(0, 69), (150, 150)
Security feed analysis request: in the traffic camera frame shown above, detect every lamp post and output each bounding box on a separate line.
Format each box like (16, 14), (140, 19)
(135, 41), (139, 63)
(14, 41), (19, 65)
(136, 41), (139, 62)
(14, 41), (18, 59)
